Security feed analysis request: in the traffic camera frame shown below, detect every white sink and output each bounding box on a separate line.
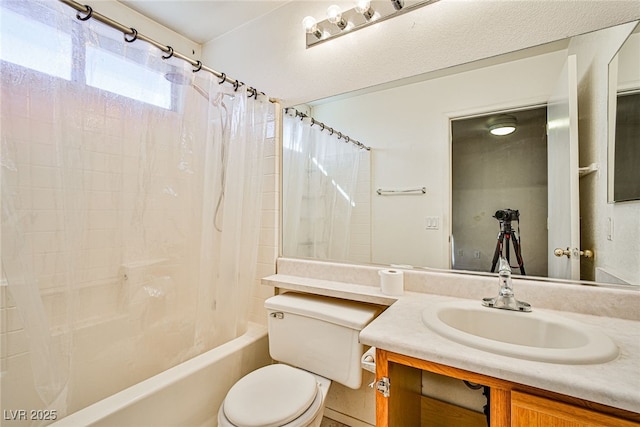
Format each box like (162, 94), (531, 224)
(421, 300), (619, 364)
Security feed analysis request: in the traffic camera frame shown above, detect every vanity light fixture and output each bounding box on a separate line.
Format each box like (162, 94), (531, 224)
(327, 5), (348, 30)
(303, 0), (439, 48)
(488, 115), (517, 136)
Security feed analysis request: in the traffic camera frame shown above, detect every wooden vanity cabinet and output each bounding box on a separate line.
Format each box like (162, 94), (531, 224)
(511, 392), (639, 427)
(375, 349), (640, 427)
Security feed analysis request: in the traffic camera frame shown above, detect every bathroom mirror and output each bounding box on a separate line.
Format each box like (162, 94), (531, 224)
(608, 23), (640, 202)
(282, 21), (640, 287)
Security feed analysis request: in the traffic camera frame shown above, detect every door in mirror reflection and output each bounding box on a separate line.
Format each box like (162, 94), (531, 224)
(547, 54), (581, 280)
(451, 107), (548, 278)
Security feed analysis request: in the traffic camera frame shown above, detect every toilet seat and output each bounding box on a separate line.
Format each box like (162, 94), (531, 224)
(221, 364), (321, 427)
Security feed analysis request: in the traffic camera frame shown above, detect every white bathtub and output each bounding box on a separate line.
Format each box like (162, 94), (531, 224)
(50, 323), (270, 427)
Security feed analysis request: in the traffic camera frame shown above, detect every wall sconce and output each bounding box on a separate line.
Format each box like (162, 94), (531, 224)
(303, 0), (439, 48)
(488, 115), (518, 136)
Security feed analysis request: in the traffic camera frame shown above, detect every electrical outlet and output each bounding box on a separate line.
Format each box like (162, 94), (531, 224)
(474, 250), (481, 259)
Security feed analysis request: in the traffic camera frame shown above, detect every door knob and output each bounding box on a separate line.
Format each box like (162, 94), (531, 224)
(554, 248), (571, 258)
(580, 249), (594, 258)
(554, 248), (594, 258)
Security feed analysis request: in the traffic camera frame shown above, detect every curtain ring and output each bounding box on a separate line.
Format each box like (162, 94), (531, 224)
(76, 5), (93, 21)
(329, 128), (334, 135)
(124, 28), (138, 43)
(192, 60), (202, 73)
(248, 87), (257, 98)
(320, 123), (325, 131)
(337, 132), (343, 140)
(162, 46), (174, 59)
(218, 73), (227, 84)
(345, 136), (351, 143)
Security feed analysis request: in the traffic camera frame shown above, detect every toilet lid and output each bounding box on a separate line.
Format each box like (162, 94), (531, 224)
(223, 364), (318, 427)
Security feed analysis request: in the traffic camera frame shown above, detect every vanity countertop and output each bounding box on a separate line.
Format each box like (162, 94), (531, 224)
(359, 293), (640, 414)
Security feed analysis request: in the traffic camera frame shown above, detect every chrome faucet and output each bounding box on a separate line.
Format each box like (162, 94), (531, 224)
(482, 257), (531, 312)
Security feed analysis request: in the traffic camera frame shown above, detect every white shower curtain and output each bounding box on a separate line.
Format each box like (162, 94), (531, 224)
(1, 0), (272, 420)
(282, 111), (367, 261)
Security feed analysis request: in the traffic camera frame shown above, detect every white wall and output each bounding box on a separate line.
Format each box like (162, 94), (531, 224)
(202, 1), (640, 106)
(311, 49), (567, 269)
(83, 0), (201, 59)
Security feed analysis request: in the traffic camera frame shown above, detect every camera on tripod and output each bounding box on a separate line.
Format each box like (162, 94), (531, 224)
(494, 209), (519, 222)
(490, 208), (525, 275)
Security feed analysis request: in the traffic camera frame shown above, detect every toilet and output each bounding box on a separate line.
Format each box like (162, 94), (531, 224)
(218, 292), (381, 427)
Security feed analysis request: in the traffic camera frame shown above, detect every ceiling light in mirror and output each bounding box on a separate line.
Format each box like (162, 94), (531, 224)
(488, 115), (518, 136)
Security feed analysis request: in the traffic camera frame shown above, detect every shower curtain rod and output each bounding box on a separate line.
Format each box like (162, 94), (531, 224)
(285, 107), (371, 151)
(58, 0), (276, 103)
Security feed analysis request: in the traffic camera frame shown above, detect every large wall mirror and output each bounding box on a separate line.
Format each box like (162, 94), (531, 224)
(282, 20), (640, 287)
(608, 23), (640, 202)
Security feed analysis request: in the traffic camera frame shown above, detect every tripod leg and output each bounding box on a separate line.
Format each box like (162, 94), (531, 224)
(490, 232), (504, 272)
(510, 228), (526, 275)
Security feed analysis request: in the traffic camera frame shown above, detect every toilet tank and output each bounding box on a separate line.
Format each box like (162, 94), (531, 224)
(265, 292), (382, 389)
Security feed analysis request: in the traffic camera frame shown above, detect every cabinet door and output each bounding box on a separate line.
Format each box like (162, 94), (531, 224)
(512, 391), (639, 427)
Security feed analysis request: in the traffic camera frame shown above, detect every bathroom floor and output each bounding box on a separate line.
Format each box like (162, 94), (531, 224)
(320, 418), (349, 427)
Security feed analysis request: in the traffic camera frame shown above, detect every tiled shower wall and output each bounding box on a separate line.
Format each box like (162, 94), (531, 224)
(250, 110), (279, 324)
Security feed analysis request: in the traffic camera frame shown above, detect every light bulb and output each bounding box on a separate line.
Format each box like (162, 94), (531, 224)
(326, 5), (342, 22)
(327, 5), (347, 30)
(355, 0), (374, 20)
(302, 16), (322, 38)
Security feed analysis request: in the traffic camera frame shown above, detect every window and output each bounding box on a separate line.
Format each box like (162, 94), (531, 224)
(0, 6), (72, 80)
(1, 2), (174, 110)
(86, 46), (172, 109)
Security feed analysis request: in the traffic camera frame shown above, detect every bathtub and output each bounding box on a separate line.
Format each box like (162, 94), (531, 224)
(50, 323), (270, 427)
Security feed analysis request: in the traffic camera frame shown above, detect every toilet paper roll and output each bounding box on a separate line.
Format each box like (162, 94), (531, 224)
(379, 269), (404, 296)
(361, 346), (376, 373)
